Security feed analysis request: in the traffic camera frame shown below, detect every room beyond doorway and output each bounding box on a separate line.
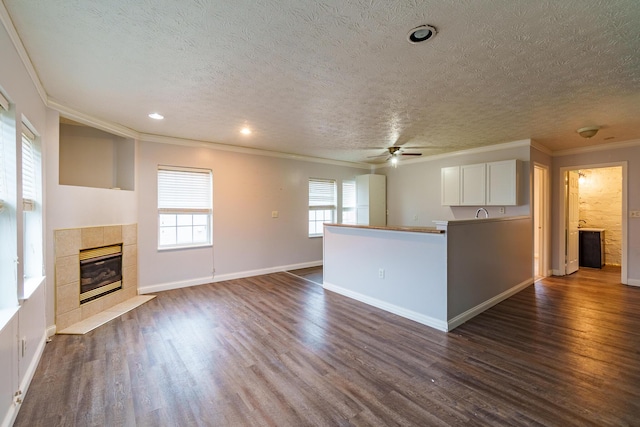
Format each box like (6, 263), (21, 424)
(558, 162), (627, 284)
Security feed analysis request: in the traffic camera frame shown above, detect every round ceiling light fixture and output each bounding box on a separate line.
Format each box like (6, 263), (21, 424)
(148, 112), (164, 120)
(407, 25), (437, 44)
(240, 127), (252, 135)
(577, 126), (600, 138)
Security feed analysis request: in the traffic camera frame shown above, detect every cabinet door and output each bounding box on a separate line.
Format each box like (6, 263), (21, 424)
(356, 174), (370, 206)
(461, 163), (486, 205)
(486, 159), (518, 205)
(441, 166), (460, 206)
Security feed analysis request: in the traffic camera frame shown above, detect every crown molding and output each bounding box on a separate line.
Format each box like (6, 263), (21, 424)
(140, 133), (372, 169)
(552, 138), (640, 157)
(372, 139), (532, 170)
(0, 2), (47, 105)
(49, 99), (139, 139)
(530, 139), (552, 155)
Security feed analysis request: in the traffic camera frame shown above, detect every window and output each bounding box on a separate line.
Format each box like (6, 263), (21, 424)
(21, 121), (44, 295)
(308, 178), (336, 237)
(22, 127), (36, 211)
(0, 92), (18, 309)
(342, 180), (356, 224)
(157, 166), (212, 249)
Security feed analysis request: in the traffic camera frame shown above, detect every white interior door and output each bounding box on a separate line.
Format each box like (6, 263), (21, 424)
(566, 170), (580, 274)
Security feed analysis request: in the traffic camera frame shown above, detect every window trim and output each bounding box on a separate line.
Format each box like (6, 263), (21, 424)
(157, 165), (213, 250)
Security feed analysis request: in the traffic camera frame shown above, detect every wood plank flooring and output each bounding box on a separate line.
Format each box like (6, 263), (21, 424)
(15, 266), (640, 426)
(287, 266), (323, 285)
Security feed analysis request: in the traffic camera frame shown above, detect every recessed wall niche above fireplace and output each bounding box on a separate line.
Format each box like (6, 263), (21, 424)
(54, 224), (138, 332)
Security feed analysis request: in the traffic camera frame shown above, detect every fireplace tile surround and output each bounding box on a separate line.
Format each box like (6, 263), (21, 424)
(54, 224), (138, 331)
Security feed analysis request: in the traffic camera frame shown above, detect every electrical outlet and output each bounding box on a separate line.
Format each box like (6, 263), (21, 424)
(378, 268), (385, 279)
(499, 207), (505, 214)
(630, 210), (640, 218)
(271, 211), (279, 218)
(413, 214), (418, 221)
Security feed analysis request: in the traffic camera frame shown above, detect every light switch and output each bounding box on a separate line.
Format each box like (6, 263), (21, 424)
(272, 211), (279, 218)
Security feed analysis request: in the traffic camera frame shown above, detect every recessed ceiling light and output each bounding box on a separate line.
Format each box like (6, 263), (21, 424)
(240, 127), (252, 135)
(407, 25), (437, 44)
(148, 113), (164, 120)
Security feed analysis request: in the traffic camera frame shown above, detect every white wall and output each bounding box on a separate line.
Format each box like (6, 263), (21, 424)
(323, 225), (449, 330)
(380, 142), (531, 227)
(137, 141), (369, 292)
(446, 216), (533, 320)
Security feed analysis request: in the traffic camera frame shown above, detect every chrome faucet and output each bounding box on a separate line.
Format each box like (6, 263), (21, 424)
(475, 207), (489, 219)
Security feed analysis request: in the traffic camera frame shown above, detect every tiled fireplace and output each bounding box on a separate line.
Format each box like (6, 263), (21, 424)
(54, 224), (137, 331)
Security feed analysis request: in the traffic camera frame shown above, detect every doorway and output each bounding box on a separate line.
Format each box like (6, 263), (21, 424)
(558, 162), (627, 284)
(533, 164), (549, 279)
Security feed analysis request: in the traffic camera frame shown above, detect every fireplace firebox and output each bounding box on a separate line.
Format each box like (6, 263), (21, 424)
(79, 244), (123, 304)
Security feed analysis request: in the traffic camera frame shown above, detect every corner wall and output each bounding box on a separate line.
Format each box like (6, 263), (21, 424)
(137, 140), (369, 292)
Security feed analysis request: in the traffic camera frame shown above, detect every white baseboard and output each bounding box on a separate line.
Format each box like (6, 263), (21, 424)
(447, 278), (534, 331)
(46, 325), (56, 338)
(138, 276), (214, 294)
(4, 331), (48, 427)
(138, 260), (323, 294)
(627, 278), (640, 287)
(323, 281), (448, 332)
(552, 269), (564, 276)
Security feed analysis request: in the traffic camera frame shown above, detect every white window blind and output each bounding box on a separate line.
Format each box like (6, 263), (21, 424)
(0, 92), (8, 111)
(342, 180), (356, 224)
(309, 178), (336, 210)
(22, 127), (36, 211)
(0, 94), (7, 207)
(157, 166), (212, 248)
(308, 178), (336, 237)
(158, 167), (212, 211)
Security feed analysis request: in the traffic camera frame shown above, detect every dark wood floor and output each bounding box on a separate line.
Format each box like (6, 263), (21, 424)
(287, 266), (323, 285)
(15, 266), (640, 426)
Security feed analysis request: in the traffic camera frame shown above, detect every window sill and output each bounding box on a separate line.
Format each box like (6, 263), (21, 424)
(158, 243), (213, 252)
(309, 235), (323, 239)
(0, 305), (20, 334)
(22, 275), (46, 300)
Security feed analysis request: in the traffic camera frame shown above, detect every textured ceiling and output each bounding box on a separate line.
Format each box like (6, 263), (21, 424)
(3, 0), (640, 163)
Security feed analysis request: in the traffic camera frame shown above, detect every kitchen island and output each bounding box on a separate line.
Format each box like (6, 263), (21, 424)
(323, 217), (533, 331)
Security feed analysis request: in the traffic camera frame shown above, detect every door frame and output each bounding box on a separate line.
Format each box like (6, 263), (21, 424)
(533, 163), (550, 278)
(557, 162), (628, 284)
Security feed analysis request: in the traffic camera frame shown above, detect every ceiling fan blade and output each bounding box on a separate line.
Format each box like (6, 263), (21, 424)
(400, 152), (422, 156)
(367, 153), (388, 158)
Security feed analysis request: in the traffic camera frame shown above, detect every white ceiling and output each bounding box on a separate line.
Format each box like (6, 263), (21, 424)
(3, 0), (640, 163)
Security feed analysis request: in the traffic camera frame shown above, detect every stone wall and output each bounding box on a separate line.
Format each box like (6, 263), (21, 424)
(578, 167), (622, 266)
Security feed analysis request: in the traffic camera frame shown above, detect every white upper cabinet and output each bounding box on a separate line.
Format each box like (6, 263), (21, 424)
(486, 159), (519, 206)
(441, 159), (519, 206)
(460, 163), (486, 206)
(441, 166), (460, 206)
